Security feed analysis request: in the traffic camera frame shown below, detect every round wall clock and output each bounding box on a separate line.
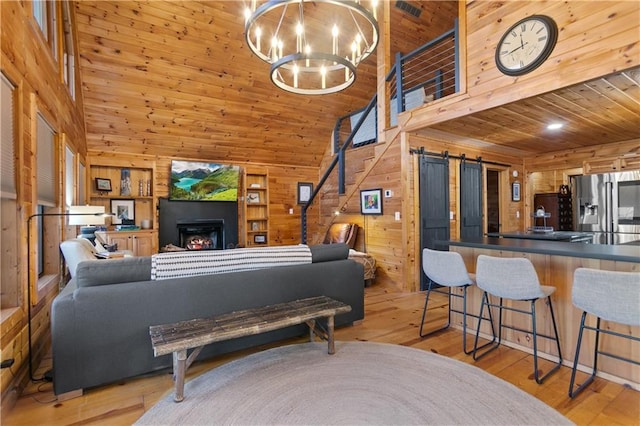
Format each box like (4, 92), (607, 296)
(495, 15), (558, 76)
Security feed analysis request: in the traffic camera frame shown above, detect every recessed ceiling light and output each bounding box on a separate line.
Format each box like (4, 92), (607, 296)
(547, 123), (563, 130)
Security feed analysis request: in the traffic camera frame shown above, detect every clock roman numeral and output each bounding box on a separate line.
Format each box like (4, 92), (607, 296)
(538, 35), (547, 42)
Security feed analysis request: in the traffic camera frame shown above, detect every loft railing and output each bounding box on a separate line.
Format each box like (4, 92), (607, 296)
(387, 21), (459, 123)
(301, 21), (459, 243)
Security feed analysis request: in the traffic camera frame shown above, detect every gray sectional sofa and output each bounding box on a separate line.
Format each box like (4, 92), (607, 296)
(51, 243), (364, 396)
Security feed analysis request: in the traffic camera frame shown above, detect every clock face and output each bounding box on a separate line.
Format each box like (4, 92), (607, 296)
(495, 15), (558, 76)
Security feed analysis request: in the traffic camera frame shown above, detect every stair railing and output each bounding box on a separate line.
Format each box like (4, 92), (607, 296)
(301, 20), (459, 244)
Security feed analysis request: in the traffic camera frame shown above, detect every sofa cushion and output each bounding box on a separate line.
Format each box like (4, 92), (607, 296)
(151, 245), (312, 280)
(309, 243), (349, 263)
(75, 257), (152, 288)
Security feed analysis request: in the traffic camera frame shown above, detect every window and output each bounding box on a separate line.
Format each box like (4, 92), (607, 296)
(51, 1), (59, 62)
(65, 144), (75, 207)
(33, 0), (59, 62)
(35, 112), (59, 299)
(62, 0), (75, 99)
(1, 74), (19, 310)
(78, 161), (86, 205)
(33, 0), (48, 40)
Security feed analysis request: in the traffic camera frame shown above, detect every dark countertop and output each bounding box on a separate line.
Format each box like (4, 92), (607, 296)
(442, 237), (640, 263)
(486, 231), (594, 242)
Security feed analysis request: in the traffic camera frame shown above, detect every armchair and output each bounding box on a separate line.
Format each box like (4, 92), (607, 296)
(323, 223), (359, 249)
(323, 223), (376, 285)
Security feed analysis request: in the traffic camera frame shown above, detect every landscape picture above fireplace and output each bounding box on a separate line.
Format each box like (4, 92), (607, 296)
(170, 160), (240, 201)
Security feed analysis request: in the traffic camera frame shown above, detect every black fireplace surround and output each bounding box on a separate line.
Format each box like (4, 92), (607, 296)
(158, 198), (238, 250)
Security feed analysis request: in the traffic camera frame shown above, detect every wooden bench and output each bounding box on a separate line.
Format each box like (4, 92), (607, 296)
(149, 295), (352, 402)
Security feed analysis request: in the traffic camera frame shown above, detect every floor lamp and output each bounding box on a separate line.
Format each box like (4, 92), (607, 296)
(26, 205), (110, 382)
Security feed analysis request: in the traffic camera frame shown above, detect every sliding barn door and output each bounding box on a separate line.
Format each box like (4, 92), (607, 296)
(460, 161), (483, 239)
(419, 156), (450, 290)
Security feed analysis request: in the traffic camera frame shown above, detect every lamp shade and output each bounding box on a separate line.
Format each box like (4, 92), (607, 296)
(67, 205), (106, 226)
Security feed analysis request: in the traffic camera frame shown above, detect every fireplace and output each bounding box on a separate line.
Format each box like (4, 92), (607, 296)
(158, 198), (238, 250)
(177, 219), (224, 250)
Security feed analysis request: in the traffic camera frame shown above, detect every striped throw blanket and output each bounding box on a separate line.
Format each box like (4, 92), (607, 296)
(151, 245), (312, 281)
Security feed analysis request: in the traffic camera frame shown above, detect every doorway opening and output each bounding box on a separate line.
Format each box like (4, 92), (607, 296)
(486, 169), (500, 233)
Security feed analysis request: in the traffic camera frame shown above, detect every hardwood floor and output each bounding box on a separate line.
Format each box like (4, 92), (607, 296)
(4, 284), (639, 425)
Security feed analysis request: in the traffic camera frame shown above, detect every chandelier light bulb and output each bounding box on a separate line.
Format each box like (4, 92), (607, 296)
(296, 22), (304, 52)
(321, 65), (327, 89)
(271, 37), (278, 61)
(255, 27), (262, 51)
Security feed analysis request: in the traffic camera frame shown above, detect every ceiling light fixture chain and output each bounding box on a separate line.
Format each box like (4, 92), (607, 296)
(244, 0), (379, 95)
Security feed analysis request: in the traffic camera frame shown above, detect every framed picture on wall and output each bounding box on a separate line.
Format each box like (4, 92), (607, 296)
(95, 178), (112, 192)
(512, 182), (521, 202)
(111, 199), (135, 225)
(297, 182), (313, 205)
(360, 188), (383, 215)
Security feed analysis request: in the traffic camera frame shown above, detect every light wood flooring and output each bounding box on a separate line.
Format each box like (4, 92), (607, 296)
(4, 284), (639, 425)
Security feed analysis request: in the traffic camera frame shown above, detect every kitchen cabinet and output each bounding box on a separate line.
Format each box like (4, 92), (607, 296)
(95, 230), (157, 256)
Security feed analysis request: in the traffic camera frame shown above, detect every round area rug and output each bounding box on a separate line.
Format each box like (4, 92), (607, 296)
(135, 341), (571, 425)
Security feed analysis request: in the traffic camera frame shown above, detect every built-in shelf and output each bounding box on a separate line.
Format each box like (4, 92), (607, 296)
(243, 169), (269, 246)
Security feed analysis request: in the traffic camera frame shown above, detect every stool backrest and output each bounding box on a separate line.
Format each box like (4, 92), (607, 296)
(572, 268), (640, 326)
(475, 255), (545, 300)
(422, 248), (473, 287)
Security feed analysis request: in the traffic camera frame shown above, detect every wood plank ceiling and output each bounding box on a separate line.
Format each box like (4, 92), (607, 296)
(422, 67), (640, 155)
(75, 0), (457, 167)
(75, 1), (639, 167)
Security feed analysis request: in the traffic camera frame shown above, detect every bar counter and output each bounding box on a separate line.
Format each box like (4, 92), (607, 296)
(438, 237), (639, 389)
(445, 237), (640, 263)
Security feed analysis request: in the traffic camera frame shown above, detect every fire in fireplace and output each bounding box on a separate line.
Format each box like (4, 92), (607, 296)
(177, 219), (224, 250)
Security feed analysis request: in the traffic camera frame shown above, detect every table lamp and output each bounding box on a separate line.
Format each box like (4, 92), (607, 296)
(67, 205), (107, 243)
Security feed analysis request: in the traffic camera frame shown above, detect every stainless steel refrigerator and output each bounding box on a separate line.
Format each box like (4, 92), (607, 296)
(572, 171), (640, 245)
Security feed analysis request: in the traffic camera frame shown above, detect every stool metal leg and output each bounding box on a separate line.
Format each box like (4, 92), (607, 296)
(472, 292), (499, 360)
(460, 286), (495, 354)
(419, 279), (451, 338)
(532, 297), (562, 384)
(569, 313), (599, 398)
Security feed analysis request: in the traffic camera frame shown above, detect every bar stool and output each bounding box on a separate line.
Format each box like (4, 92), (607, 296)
(569, 268), (640, 398)
(472, 255), (562, 384)
(419, 248), (495, 354)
